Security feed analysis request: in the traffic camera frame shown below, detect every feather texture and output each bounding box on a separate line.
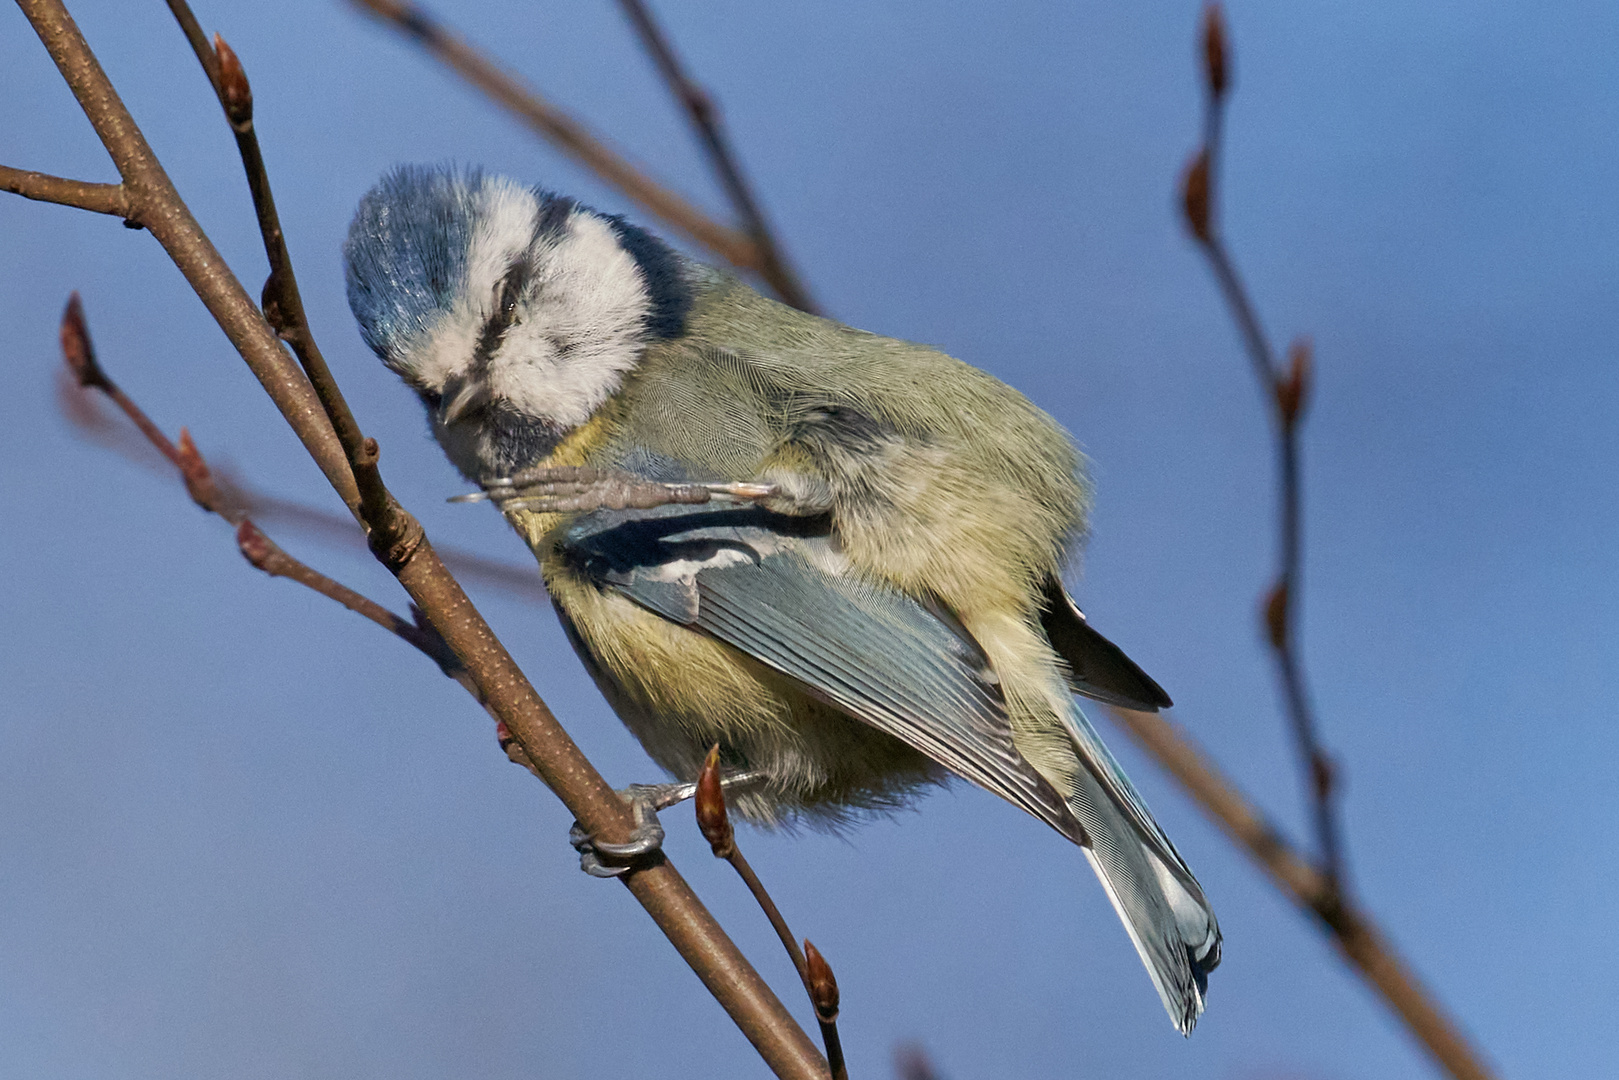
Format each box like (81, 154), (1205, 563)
(345, 169), (1222, 1032)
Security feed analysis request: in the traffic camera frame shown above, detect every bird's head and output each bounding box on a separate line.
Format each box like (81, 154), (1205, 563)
(343, 166), (693, 479)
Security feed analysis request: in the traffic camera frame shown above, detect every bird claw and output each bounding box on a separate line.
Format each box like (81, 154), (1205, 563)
(450, 466), (776, 514)
(570, 787), (667, 878)
(568, 774), (767, 878)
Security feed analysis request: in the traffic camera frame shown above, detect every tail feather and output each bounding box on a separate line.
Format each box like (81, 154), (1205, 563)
(1063, 701), (1221, 1034)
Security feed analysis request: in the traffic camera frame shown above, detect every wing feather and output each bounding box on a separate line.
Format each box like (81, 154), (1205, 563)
(562, 505), (1081, 839)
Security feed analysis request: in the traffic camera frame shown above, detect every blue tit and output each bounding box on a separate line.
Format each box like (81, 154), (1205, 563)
(343, 165), (1221, 1033)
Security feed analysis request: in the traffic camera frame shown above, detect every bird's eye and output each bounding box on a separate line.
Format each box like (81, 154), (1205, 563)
(496, 266), (524, 326)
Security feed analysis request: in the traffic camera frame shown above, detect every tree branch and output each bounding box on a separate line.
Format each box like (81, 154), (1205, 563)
(62, 290), (470, 684)
(1181, 1), (1345, 893)
(695, 748), (849, 1080)
(1106, 706), (1498, 1080)
(12, 3), (825, 1075)
(347, 0), (782, 295)
(612, 0), (818, 313)
(162, 9), (386, 530)
(1170, 9), (1499, 1079)
(58, 371), (554, 604)
(0, 163), (131, 219)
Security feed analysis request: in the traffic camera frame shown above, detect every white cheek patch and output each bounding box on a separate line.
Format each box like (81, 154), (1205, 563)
(397, 177), (539, 392)
(487, 209), (653, 428)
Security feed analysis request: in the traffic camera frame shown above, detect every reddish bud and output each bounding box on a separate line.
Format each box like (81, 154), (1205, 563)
(1277, 338), (1312, 427)
(235, 519), (274, 569)
(493, 719), (539, 773)
(1263, 580), (1288, 651)
(1201, 4), (1230, 99)
(803, 939), (840, 1023)
(176, 427), (219, 511)
(212, 34), (254, 126)
(260, 272), (286, 333)
(59, 292), (108, 389)
(695, 743), (734, 858)
(1181, 149), (1212, 244)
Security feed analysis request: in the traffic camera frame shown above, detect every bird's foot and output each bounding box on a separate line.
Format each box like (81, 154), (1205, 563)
(451, 466), (776, 515)
(568, 772), (768, 878)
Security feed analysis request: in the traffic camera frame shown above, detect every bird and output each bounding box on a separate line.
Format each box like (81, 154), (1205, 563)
(343, 165), (1221, 1033)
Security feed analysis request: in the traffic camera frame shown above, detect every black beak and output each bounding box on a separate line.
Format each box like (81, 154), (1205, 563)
(438, 372), (491, 426)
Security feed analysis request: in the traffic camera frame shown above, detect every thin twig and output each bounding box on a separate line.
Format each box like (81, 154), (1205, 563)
(0, 164), (131, 219)
(696, 747), (849, 1079)
(60, 292), (466, 678)
(1171, 9), (1499, 1080)
(1105, 707), (1498, 1080)
(612, 0), (817, 313)
(12, 4), (825, 1075)
(803, 941), (847, 1080)
(346, 0), (783, 293)
(57, 315), (520, 754)
(58, 372), (552, 603)
(236, 521), (469, 678)
(1181, 2), (1345, 891)
(61, 294), (188, 474)
(164, 7), (393, 536)
(161, 0), (219, 88)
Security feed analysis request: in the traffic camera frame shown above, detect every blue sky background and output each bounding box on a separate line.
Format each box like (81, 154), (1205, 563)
(3, 2), (1615, 1077)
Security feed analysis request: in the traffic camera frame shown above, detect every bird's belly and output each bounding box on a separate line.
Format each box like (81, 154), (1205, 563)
(547, 566), (942, 827)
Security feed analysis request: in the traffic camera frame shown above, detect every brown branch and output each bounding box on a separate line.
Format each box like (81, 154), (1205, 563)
(1181, 2), (1344, 892)
(58, 372), (553, 603)
(612, 0), (818, 313)
(0, 164), (131, 219)
(697, 748), (848, 1079)
(161, 0), (219, 88)
(62, 292), (467, 680)
(1106, 707), (1498, 1080)
(1172, 14), (1501, 1080)
(61, 293), (190, 475)
(13, 4), (825, 1076)
(163, 7), (391, 537)
(803, 941), (847, 1080)
(236, 520), (469, 679)
(347, 0), (779, 291)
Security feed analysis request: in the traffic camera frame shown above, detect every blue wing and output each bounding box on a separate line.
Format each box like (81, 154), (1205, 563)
(560, 503), (1082, 840)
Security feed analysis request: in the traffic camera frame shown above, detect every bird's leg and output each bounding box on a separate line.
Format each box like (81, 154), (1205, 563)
(568, 771), (768, 878)
(450, 466), (776, 515)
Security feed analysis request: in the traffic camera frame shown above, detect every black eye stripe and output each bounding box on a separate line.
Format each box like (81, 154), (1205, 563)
(494, 262), (525, 327)
(469, 260), (528, 374)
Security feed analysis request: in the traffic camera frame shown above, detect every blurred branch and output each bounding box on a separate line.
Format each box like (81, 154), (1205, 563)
(58, 372), (550, 602)
(347, 0), (793, 297)
(1181, 1), (1345, 895)
(0, 164), (131, 219)
(613, 0), (818, 313)
(1170, 8), (1498, 1080)
(60, 292), (468, 680)
(697, 747), (849, 1080)
(893, 1045), (941, 1080)
(1107, 706), (1498, 1080)
(10, 3), (825, 1076)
